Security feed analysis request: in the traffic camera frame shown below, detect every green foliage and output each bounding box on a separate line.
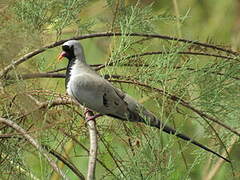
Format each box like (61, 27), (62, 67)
(13, 0), (89, 37)
(0, 0), (240, 179)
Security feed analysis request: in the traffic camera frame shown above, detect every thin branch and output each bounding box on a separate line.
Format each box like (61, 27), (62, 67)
(85, 109), (98, 180)
(43, 145), (85, 180)
(21, 73), (65, 79)
(98, 134), (126, 178)
(47, 67), (67, 73)
(1, 96), (115, 178)
(125, 51), (237, 60)
(0, 32), (238, 79)
(61, 129), (118, 178)
(0, 117), (69, 180)
(202, 119), (234, 174)
(94, 51), (238, 71)
(0, 96), (76, 131)
(108, 79), (240, 137)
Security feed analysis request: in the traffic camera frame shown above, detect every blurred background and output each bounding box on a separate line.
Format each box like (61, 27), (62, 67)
(0, 0), (239, 179)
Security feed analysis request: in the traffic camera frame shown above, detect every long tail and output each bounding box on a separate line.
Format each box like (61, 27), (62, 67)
(108, 106), (230, 163)
(161, 124), (230, 163)
(132, 110), (231, 163)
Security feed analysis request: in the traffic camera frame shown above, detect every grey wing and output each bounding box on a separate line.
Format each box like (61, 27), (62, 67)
(113, 87), (161, 126)
(68, 74), (130, 119)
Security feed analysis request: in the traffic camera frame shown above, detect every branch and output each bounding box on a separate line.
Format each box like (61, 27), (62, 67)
(61, 129), (117, 178)
(98, 134), (126, 178)
(43, 145), (85, 180)
(46, 50), (238, 74)
(0, 32), (238, 79)
(95, 51), (239, 71)
(0, 117), (69, 180)
(85, 109), (98, 180)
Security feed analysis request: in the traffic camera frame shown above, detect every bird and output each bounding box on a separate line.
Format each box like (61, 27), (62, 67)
(58, 40), (230, 163)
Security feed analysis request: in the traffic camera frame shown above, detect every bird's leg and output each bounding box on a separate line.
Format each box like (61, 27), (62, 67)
(84, 109), (103, 122)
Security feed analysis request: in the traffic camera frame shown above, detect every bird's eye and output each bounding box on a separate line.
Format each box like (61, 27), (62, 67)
(62, 45), (70, 51)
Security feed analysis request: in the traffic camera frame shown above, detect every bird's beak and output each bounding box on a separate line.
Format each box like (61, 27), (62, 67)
(57, 51), (67, 61)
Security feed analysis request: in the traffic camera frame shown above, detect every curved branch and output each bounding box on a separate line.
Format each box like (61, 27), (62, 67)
(47, 50), (237, 74)
(0, 117), (69, 180)
(0, 32), (238, 79)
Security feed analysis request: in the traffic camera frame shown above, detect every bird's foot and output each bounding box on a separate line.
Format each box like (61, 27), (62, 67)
(85, 114), (103, 122)
(84, 109), (93, 116)
(84, 109), (102, 122)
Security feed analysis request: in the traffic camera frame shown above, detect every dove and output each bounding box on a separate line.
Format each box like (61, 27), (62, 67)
(58, 40), (230, 163)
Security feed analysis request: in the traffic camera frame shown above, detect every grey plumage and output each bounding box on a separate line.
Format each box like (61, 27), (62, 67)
(59, 40), (230, 163)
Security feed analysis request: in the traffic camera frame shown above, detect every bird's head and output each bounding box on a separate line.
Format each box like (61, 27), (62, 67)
(58, 40), (85, 62)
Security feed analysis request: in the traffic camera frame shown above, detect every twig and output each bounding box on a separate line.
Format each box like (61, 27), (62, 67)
(94, 51), (238, 71)
(43, 145), (85, 180)
(0, 117), (69, 180)
(98, 134), (126, 178)
(85, 109), (98, 180)
(0, 32), (238, 79)
(42, 50), (237, 74)
(61, 129), (118, 178)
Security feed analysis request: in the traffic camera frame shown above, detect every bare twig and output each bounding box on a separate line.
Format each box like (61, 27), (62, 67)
(85, 109), (98, 180)
(94, 50), (238, 71)
(98, 134), (126, 178)
(61, 129), (117, 178)
(43, 50), (237, 74)
(43, 145), (85, 180)
(0, 32), (238, 79)
(0, 117), (69, 180)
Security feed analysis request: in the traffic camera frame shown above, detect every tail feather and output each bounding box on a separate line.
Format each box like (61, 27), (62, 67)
(161, 124), (230, 163)
(108, 109), (230, 163)
(138, 111), (231, 163)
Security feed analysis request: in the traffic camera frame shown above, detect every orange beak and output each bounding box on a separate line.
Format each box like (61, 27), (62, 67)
(57, 52), (67, 61)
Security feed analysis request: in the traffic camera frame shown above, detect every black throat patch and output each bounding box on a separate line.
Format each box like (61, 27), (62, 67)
(65, 58), (76, 89)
